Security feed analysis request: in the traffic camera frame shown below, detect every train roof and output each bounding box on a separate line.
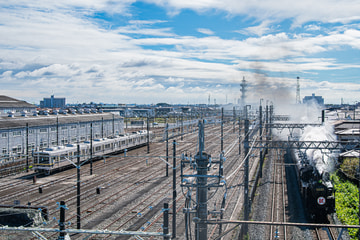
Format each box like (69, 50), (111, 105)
(0, 113), (123, 130)
(35, 132), (147, 154)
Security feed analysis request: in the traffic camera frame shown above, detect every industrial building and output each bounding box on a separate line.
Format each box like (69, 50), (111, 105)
(0, 112), (124, 158)
(303, 93), (324, 105)
(0, 95), (37, 115)
(40, 95), (66, 109)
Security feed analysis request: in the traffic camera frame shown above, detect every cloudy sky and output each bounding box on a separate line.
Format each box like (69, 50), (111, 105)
(1, 1), (360, 105)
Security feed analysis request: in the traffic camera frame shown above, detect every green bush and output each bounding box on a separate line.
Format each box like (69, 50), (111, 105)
(331, 174), (359, 239)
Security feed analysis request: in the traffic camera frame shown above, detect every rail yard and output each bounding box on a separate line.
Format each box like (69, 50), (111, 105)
(0, 107), (359, 240)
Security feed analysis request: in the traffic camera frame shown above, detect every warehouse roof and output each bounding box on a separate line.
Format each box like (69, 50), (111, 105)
(0, 113), (123, 130)
(334, 120), (360, 131)
(0, 95), (37, 109)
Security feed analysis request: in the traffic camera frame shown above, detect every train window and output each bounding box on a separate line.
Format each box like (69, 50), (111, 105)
(50, 127), (56, 132)
(1, 133), (7, 138)
(40, 128), (47, 133)
(2, 148), (7, 154)
(27, 144), (34, 150)
(105, 144), (110, 149)
(13, 131), (21, 136)
(95, 146), (102, 151)
(39, 156), (49, 163)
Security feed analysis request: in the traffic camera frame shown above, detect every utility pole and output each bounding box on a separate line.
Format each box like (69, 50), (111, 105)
(101, 117), (104, 139)
(233, 106), (236, 133)
(221, 108), (224, 152)
(26, 123), (29, 172)
(269, 104), (273, 140)
(56, 116), (59, 146)
(90, 123), (93, 175)
(172, 140), (177, 239)
(112, 114), (115, 136)
(180, 120), (225, 240)
(164, 203), (170, 240)
(259, 103), (263, 178)
(243, 105), (250, 238)
(195, 120), (209, 240)
(238, 117), (241, 155)
(166, 121), (169, 177)
(58, 201), (66, 240)
(265, 103), (269, 155)
(181, 114), (184, 141)
(147, 114), (150, 154)
(77, 145), (81, 230)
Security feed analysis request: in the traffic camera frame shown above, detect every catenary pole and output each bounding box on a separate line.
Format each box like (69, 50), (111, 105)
(195, 120), (208, 240)
(77, 145), (81, 229)
(243, 106), (250, 237)
(166, 121), (169, 177)
(90, 123), (93, 175)
(172, 140), (177, 239)
(221, 108), (224, 152)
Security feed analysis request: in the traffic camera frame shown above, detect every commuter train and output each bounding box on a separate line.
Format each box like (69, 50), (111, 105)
(33, 130), (151, 174)
(292, 149), (335, 222)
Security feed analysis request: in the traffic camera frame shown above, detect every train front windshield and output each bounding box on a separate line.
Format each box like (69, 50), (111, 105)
(37, 154), (50, 164)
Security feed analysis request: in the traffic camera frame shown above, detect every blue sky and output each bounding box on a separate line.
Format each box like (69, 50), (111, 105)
(0, 1), (360, 105)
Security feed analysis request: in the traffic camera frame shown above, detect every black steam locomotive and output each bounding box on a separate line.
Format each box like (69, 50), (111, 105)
(293, 150), (335, 222)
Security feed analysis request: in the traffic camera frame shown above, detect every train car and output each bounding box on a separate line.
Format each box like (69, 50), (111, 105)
(33, 131), (151, 174)
(292, 149), (335, 222)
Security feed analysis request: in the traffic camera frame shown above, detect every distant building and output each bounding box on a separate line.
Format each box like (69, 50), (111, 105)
(40, 95), (66, 108)
(0, 95), (37, 115)
(155, 107), (174, 116)
(0, 112), (124, 156)
(303, 93), (324, 105)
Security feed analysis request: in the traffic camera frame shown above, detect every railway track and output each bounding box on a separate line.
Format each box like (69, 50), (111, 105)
(269, 149), (287, 239)
(1, 121), (256, 239)
(314, 227), (337, 240)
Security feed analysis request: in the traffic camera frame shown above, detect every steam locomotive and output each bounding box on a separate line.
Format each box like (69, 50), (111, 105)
(292, 149), (335, 222)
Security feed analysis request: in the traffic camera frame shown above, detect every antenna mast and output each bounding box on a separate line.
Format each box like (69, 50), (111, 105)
(296, 77), (301, 104)
(240, 76), (247, 107)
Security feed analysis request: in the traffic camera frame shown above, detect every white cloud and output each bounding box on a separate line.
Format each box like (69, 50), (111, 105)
(305, 24), (321, 31)
(0, 1), (359, 104)
(197, 28), (215, 35)
(148, 0), (360, 26)
(237, 20), (273, 36)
